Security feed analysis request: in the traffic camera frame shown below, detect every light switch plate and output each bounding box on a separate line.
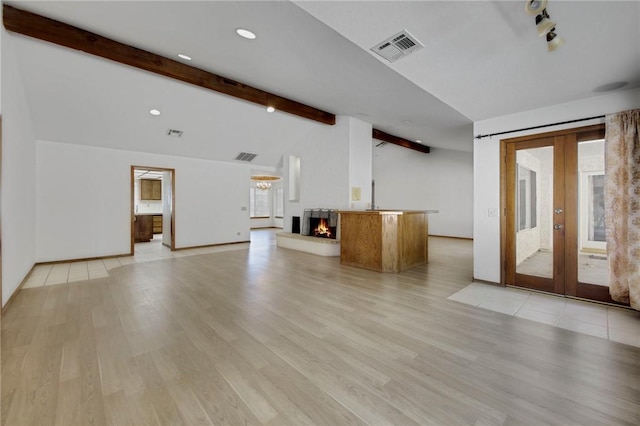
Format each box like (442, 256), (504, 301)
(351, 187), (361, 201)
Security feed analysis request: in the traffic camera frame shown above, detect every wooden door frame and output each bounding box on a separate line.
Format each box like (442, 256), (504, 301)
(130, 166), (176, 254)
(500, 124), (617, 303)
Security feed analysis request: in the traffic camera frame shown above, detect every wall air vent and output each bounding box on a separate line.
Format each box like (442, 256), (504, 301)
(234, 152), (258, 162)
(370, 30), (424, 63)
(167, 129), (183, 137)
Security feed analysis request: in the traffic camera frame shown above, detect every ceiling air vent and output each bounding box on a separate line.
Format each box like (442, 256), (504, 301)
(370, 30), (424, 63)
(167, 129), (183, 137)
(234, 152), (258, 162)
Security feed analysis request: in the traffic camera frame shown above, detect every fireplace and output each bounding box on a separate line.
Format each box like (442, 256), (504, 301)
(301, 209), (338, 239)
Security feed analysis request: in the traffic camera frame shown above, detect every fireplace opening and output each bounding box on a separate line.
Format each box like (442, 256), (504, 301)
(301, 209), (338, 240)
(310, 217), (336, 239)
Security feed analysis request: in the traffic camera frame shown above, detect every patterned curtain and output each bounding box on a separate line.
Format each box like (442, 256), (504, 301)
(605, 109), (640, 310)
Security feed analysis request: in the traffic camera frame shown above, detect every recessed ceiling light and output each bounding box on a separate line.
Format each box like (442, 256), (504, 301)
(177, 53), (192, 61)
(236, 28), (256, 40)
(149, 109), (161, 116)
(403, 120), (413, 124)
(266, 106), (275, 113)
(416, 139), (422, 144)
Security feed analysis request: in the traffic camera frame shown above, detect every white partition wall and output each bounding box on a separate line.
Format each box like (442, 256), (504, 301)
(348, 117), (373, 210)
(36, 140), (251, 262)
(373, 144), (473, 238)
(283, 115), (353, 233)
(1, 30), (37, 307)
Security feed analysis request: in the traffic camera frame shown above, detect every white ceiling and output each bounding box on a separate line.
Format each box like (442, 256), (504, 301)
(296, 0), (640, 121)
(12, 35), (330, 168)
(6, 1), (640, 166)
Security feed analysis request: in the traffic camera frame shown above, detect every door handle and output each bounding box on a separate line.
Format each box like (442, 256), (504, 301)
(554, 224), (564, 230)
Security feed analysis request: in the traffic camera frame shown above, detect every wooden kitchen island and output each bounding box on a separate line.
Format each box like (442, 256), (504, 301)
(338, 210), (428, 273)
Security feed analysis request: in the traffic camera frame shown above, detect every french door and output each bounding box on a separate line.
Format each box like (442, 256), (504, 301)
(502, 124), (622, 304)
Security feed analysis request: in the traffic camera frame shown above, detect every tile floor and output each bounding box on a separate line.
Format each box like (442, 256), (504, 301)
(448, 282), (640, 348)
(22, 233), (261, 289)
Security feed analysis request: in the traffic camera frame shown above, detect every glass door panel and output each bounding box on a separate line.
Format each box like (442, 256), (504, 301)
(505, 137), (562, 295)
(515, 146), (554, 279)
(503, 125), (621, 305)
(577, 139), (609, 287)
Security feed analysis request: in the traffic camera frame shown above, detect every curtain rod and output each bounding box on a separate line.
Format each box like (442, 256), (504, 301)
(474, 115), (606, 140)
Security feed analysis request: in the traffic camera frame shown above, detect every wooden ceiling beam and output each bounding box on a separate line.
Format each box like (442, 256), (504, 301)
(372, 129), (430, 154)
(3, 5), (336, 125)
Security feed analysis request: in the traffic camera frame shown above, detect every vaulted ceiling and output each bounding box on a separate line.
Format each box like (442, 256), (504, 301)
(5, 1), (639, 167)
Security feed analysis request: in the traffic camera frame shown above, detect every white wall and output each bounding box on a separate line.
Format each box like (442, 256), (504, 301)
(273, 182), (284, 229)
(283, 115), (352, 232)
(473, 88), (640, 283)
(373, 145), (473, 238)
(348, 117), (373, 210)
(1, 31), (37, 307)
(36, 140), (251, 262)
(250, 218), (274, 228)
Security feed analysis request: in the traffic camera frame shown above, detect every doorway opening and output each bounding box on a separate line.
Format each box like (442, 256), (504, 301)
(500, 124), (623, 305)
(131, 166), (175, 255)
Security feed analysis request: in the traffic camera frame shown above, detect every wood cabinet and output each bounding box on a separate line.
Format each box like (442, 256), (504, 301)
(134, 215), (153, 242)
(140, 179), (161, 200)
(338, 210), (428, 273)
(152, 215), (163, 234)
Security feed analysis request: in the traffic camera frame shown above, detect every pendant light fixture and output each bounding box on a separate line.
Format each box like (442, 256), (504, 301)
(250, 175), (281, 191)
(256, 181), (272, 190)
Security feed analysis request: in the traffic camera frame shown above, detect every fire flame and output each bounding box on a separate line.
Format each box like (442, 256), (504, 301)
(314, 218), (333, 238)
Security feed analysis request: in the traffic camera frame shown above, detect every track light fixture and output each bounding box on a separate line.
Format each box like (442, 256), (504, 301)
(525, 0), (547, 15)
(546, 28), (565, 52)
(526, 0), (564, 51)
(535, 9), (556, 37)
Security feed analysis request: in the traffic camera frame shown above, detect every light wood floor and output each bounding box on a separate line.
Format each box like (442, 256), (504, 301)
(2, 233), (639, 425)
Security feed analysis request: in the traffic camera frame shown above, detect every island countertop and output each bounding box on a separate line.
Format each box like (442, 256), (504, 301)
(337, 209), (438, 215)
